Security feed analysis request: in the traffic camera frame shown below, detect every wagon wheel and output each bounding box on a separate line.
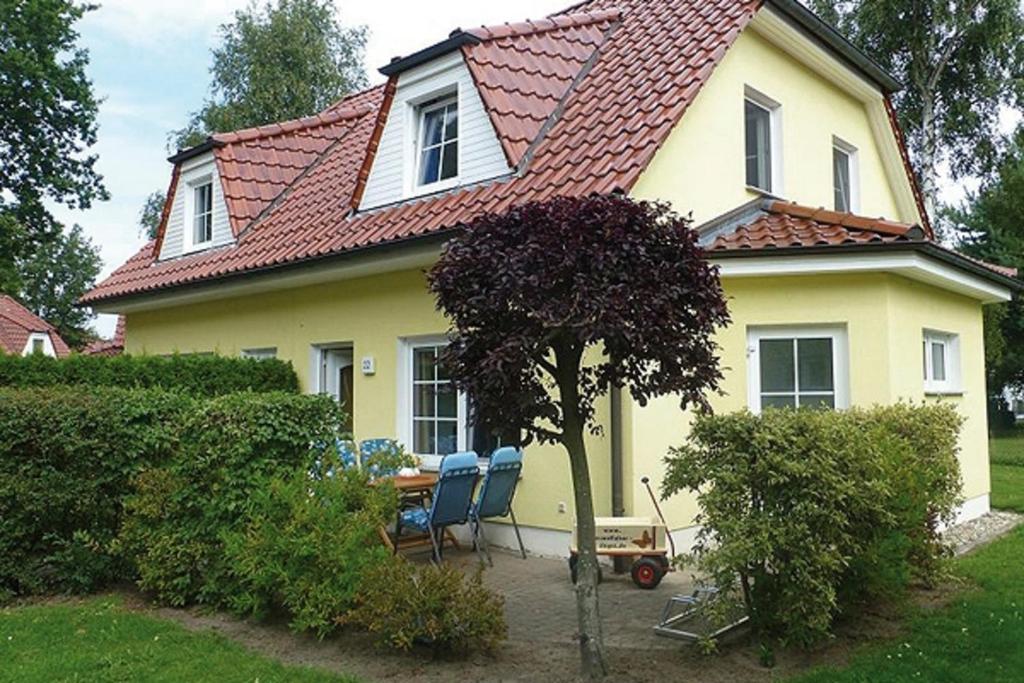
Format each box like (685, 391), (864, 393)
(568, 554), (603, 585)
(630, 557), (665, 589)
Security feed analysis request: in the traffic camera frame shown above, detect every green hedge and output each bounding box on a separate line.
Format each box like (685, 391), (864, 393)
(120, 392), (345, 607)
(0, 387), (194, 596)
(662, 404), (963, 648)
(0, 353), (299, 396)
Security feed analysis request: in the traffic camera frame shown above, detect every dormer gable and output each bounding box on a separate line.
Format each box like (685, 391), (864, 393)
(157, 151), (233, 261)
(358, 50), (509, 211)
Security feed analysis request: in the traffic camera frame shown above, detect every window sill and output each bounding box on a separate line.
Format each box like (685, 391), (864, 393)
(181, 241), (213, 255)
(924, 390), (964, 397)
(406, 177), (460, 200)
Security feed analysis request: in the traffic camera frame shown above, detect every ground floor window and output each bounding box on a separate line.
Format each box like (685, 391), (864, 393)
(241, 347), (277, 360)
(747, 325), (849, 412)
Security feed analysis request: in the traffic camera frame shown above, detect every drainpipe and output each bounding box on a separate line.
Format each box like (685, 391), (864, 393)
(610, 384), (627, 574)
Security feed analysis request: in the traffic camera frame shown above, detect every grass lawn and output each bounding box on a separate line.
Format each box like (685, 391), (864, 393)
(0, 597), (357, 683)
(991, 429), (1024, 513)
(792, 525), (1024, 682)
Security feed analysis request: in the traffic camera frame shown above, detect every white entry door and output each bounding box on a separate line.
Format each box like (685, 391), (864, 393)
(320, 347), (354, 434)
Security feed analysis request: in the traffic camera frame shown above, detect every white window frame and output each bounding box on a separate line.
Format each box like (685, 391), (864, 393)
(396, 335), (467, 470)
(241, 347), (277, 361)
(832, 136), (860, 213)
(747, 325), (850, 413)
(183, 175), (214, 253)
(411, 91), (460, 195)
(923, 329), (961, 394)
(744, 86), (783, 196)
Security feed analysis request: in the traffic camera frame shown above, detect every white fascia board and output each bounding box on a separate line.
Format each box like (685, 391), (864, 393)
(95, 240), (444, 315)
(712, 251), (1013, 304)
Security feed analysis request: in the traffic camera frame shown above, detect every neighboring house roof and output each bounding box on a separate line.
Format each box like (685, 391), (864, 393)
(81, 0), (931, 306)
(701, 200), (1019, 286)
(84, 315), (125, 356)
(0, 295), (71, 357)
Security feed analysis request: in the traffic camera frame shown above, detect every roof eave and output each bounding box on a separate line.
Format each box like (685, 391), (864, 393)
(764, 0), (902, 93)
(379, 31), (481, 76)
(710, 240), (1022, 291)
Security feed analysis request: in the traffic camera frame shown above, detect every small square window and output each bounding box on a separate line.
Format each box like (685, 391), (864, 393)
(31, 338), (45, 355)
(193, 182), (213, 245)
(923, 330), (960, 393)
(416, 97), (458, 188)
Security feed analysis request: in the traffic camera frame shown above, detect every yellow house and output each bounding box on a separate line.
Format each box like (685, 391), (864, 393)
(83, 0), (1018, 555)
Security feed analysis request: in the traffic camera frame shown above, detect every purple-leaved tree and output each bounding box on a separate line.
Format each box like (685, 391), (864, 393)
(428, 194), (730, 679)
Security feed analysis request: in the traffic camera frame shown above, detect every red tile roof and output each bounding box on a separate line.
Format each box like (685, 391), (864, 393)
(0, 295), (70, 357)
(84, 315), (125, 356)
(84, 0), (941, 306)
(709, 201), (923, 250)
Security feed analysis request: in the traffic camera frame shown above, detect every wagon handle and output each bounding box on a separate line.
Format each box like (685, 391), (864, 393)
(641, 476), (676, 558)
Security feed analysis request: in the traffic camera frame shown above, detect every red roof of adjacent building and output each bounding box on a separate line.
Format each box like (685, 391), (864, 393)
(0, 295), (71, 357)
(82, 0), (949, 306)
(84, 315), (125, 356)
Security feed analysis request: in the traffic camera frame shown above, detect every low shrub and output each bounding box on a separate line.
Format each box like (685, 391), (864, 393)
(0, 353), (299, 396)
(120, 393), (344, 606)
(0, 387), (193, 595)
(344, 560), (507, 655)
(662, 404), (963, 647)
(223, 455), (399, 637)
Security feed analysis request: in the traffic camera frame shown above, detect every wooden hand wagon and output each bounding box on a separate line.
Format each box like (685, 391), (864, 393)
(569, 477), (676, 589)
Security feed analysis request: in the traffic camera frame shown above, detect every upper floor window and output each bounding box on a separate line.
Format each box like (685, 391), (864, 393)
(416, 96), (459, 188)
(747, 325), (849, 412)
(192, 181), (213, 245)
(833, 138), (858, 213)
(923, 330), (960, 394)
(744, 89), (781, 193)
(31, 337), (45, 355)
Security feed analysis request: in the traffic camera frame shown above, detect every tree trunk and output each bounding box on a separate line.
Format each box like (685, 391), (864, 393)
(555, 343), (608, 679)
(919, 89), (938, 227)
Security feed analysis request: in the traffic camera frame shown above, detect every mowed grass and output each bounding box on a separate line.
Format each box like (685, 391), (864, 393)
(991, 429), (1024, 513)
(0, 597), (358, 683)
(792, 525), (1024, 682)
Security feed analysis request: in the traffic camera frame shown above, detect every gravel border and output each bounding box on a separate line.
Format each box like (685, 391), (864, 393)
(944, 510), (1023, 556)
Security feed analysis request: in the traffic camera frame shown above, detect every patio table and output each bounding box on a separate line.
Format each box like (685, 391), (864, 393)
(375, 473), (463, 554)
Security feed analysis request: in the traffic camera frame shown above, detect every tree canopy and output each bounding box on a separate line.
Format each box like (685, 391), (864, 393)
(0, 0), (107, 255)
(429, 194), (730, 678)
(811, 0), (1024, 217)
(170, 0), (368, 151)
(16, 224), (101, 349)
(949, 125), (1024, 393)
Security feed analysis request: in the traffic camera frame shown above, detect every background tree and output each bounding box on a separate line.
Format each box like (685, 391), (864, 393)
(429, 195), (731, 679)
(948, 125), (1024, 399)
(138, 190), (166, 240)
(811, 0), (1024, 220)
(170, 0), (368, 151)
(0, 0), (108, 281)
(16, 224), (102, 349)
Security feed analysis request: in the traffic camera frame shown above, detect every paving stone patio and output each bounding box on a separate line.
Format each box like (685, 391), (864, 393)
(435, 546), (699, 650)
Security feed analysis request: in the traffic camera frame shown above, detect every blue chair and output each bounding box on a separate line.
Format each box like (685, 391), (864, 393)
(309, 438), (358, 480)
(359, 438), (402, 479)
(470, 447), (526, 565)
(337, 439), (359, 470)
(398, 451), (480, 562)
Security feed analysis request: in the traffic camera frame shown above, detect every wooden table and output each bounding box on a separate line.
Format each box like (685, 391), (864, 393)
(376, 473), (462, 554)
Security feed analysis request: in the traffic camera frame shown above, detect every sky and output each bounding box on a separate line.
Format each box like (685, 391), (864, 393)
(56, 0), (570, 337)
(55, 0), (1020, 339)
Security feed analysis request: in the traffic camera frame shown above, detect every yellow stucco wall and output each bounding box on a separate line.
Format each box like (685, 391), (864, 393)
(628, 273), (990, 529)
(125, 268), (610, 533)
(632, 28), (907, 226)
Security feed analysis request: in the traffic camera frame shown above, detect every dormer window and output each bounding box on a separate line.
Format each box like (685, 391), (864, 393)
(193, 181), (213, 245)
(416, 96), (459, 188)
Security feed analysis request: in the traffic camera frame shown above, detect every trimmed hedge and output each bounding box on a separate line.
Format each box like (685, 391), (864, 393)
(0, 387), (194, 596)
(0, 353), (299, 396)
(662, 404), (963, 648)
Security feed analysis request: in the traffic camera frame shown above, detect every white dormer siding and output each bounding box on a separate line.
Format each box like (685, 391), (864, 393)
(158, 152), (233, 261)
(21, 332), (55, 357)
(360, 51), (509, 211)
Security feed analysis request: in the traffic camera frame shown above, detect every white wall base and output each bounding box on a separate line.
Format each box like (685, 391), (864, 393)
(949, 493), (990, 528)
